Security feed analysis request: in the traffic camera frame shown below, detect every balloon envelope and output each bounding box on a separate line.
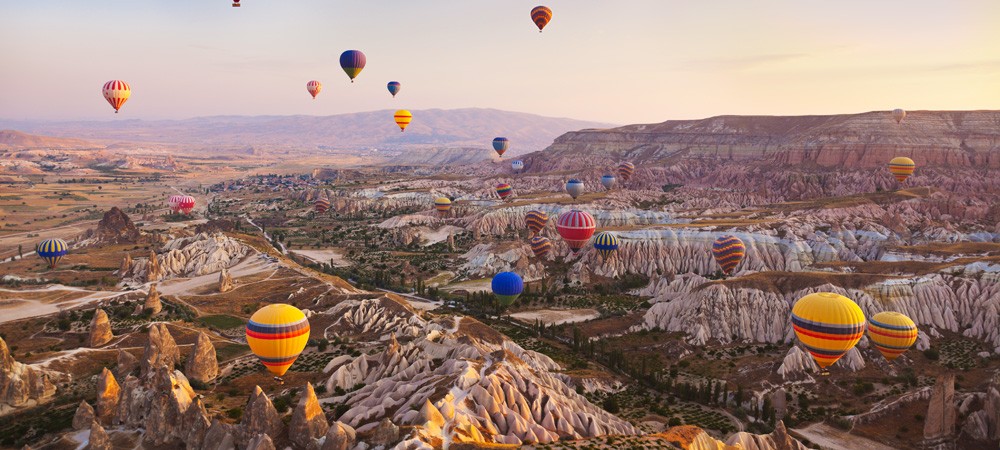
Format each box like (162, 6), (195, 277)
(434, 197), (452, 214)
(529, 236), (552, 258)
(394, 110), (412, 132)
(495, 183), (513, 200)
(37, 238), (68, 269)
(565, 179), (585, 200)
(530, 6), (552, 32)
(525, 210), (548, 234)
(617, 162), (635, 182)
(168, 195), (196, 214)
(314, 197), (330, 213)
(791, 292), (865, 369)
(492, 137), (509, 157)
(102, 80), (131, 113)
(888, 156), (915, 183)
(492, 272), (524, 306)
(601, 174), (616, 191)
(868, 311), (918, 361)
(306, 80), (322, 99)
(511, 160), (524, 172)
(593, 231), (619, 258)
(556, 210), (596, 254)
(387, 81), (401, 97)
(340, 50), (366, 82)
(892, 108), (906, 124)
(246, 304), (310, 377)
(712, 235), (746, 275)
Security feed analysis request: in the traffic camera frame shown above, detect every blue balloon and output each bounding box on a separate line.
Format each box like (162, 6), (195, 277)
(387, 81), (401, 97)
(491, 272), (524, 306)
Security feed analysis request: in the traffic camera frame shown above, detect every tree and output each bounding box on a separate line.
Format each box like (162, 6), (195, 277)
(17, 245), (22, 259)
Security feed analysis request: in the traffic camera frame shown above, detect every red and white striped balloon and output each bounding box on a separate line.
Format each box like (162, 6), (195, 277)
(102, 80), (131, 113)
(306, 80), (322, 99)
(556, 210), (596, 254)
(168, 195), (196, 214)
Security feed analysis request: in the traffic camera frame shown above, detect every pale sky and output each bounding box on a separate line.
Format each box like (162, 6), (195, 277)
(1, 1), (998, 124)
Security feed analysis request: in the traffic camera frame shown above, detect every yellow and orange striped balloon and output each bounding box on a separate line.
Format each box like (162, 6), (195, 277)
(394, 110), (412, 132)
(246, 304), (310, 377)
(867, 311), (918, 361)
(791, 292), (866, 369)
(888, 156), (915, 183)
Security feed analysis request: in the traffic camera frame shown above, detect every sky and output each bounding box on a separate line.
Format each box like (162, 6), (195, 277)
(1, 1), (998, 124)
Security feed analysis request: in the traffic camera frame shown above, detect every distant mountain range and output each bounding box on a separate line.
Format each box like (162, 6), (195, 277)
(0, 109), (612, 157)
(0, 129), (98, 150)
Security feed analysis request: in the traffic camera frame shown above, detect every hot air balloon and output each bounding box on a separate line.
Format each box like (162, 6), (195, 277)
(168, 195), (196, 214)
(434, 197), (452, 216)
(618, 162), (635, 182)
(491, 272), (524, 307)
(387, 81), (401, 98)
(530, 6), (552, 32)
(340, 50), (366, 83)
(867, 311), (918, 361)
(306, 80), (322, 99)
(102, 80), (131, 114)
(712, 235), (746, 276)
(601, 174), (616, 191)
(888, 156), (915, 183)
(565, 179), (584, 200)
(246, 304), (310, 377)
(37, 238), (68, 269)
(529, 236), (552, 258)
(394, 110), (412, 132)
(495, 183), (513, 201)
(892, 108), (906, 124)
(593, 231), (620, 258)
(314, 197), (330, 213)
(556, 210), (596, 254)
(525, 210), (548, 235)
(791, 292), (866, 372)
(492, 137), (509, 158)
(511, 160), (524, 172)
(232, 0), (240, 6)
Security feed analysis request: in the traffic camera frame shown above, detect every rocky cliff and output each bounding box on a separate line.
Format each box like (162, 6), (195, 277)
(0, 337), (59, 408)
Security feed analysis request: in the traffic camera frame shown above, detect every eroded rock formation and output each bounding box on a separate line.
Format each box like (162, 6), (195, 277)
(142, 323), (180, 376)
(219, 267), (234, 293)
(0, 336), (58, 407)
(88, 309), (113, 347)
(184, 331), (218, 383)
(289, 383), (328, 449)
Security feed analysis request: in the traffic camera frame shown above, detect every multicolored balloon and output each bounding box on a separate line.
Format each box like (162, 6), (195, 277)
(434, 197), (452, 215)
(495, 183), (513, 201)
(246, 304), (310, 377)
(102, 80), (131, 114)
(491, 272), (524, 307)
(593, 231), (620, 258)
(387, 81), (401, 98)
(892, 108), (906, 124)
(530, 6), (552, 32)
(37, 238), (68, 269)
(529, 236), (552, 258)
(601, 174), (616, 191)
(867, 311), (918, 361)
(340, 50), (366, 83)
(305, 80), (322, 100)
(511, 160), (524, 172)
(314, 197), (330, 213)
(394, 110), (412, 132)
(888, 156), (915, 183)
(525, 210), (548, 235)
(232, 0), (240, 7)
(791, 292), (866, 370)
(712, 235), (746, 275)
(565, 179), (584, 200)
(168, 195), (196, 214)
(618, 162), (635, 182)
(492, 137), (509, 158)
(556, 210), (596, 254)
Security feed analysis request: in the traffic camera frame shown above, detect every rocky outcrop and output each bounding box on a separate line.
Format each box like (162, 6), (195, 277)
(119, 253), (132, 277)
(143, 284), (163, 315)
(245, 434), (276, 450)
(239, 386), (282, 446)
(114, 365), (197, 446)
(202, 419), (237, 450)
(0, 336), (58, 407)
(320, 422), (356, 450)
(72, 401), (95, 430)
(184, 332), (218, 383)
(219, 267), (234, 293)
(726, 421), (808, 450)
(125, 233), (251, 283)
(183, 397), (212, 449)
(94, 207), (140, 244)
(146, 250), (163, 283)
(924, 374), (957, 440)
(88, 309), (113, 347)
(142, 323), (180, 376)
(369, 418), (400, 447)
(94, 368), (120, 425)
(86, 421), (112, 450)
(289, 383), (328, 449)
(115, 349), (139, 379)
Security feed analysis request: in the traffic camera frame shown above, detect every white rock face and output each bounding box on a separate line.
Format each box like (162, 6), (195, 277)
(124, 232), (250, 282)
(322, 296), (638, 446)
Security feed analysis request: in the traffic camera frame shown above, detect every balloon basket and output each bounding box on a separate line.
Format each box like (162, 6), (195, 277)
(819, 369), (831, 377)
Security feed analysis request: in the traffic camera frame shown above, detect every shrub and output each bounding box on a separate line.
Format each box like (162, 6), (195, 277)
(923, 348), (940, 360)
